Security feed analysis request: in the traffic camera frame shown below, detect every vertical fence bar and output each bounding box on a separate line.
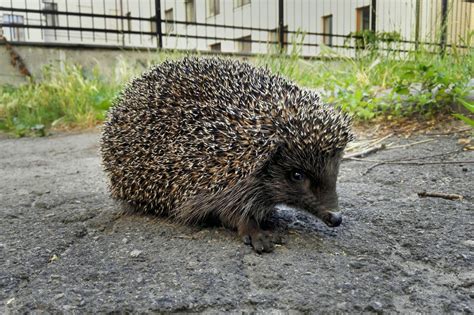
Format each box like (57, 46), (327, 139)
(278, 0), (284, 53)
(115, 0), (119, 43)
(78, 0), (83, 42)
(65, 1), (70, 41)
(91, 0), (95, 42)
(371, 0), (376, 32)
(440, 0), (448, 54)
(103, 0), (107, 43)
(38, 0), (43, 40)
(415, 0), (420, 50)
(155, 0), (162, 49)
(120, 0), (124, 46)
(138, 0), (142, 45)
(24, 0), (29, 39)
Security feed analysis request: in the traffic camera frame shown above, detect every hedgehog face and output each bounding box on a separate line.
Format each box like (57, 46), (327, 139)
(264, 146), (343, 227)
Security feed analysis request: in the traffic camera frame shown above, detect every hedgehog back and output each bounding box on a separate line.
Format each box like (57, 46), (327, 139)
(100, 58), (299, 213)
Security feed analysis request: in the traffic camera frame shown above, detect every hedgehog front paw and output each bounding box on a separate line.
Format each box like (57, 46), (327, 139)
(239, 219), (285, 254)
(243, 231), (275, 253)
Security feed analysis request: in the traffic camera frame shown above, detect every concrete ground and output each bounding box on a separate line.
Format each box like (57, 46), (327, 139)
(0, 131), (473, 313)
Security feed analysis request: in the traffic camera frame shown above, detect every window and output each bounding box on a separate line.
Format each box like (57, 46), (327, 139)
(165, 8), (174, 33)
(210, 42), (221, 51)
(356, 6), (370, 31)
(2, 14), (25, 41)
(185, 0), (196, 23)
(268, 26), (288, 52)
(234, 0), (251, 8)
(207, 0), (220, 17)
(236, 35), (251, 53)
(322, 15), (333, 46)
(43, 2), (58, 27)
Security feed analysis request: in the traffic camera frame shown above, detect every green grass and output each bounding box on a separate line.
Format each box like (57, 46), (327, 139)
(258, 44), (474, 120)
(0, 51), (186, 137)
(0, 45), (472, 136)
(0, 65), (118, 136)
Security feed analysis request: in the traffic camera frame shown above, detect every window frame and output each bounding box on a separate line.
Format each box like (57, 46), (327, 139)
(185, 0), (196, 23)
(43, 2), (59, 27)
(236, 35), (251, 53)
(2, 14), (25, 41)
(322, 14), (333, 46)
(234, 0), (251, 9)
(207, 0), (220, 18)
(356, 6), (371, 31)
(209, 42), (221, 52)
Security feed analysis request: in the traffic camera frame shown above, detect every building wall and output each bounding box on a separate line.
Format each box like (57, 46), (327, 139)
(0, 0), (157, 47)
(1, 0), (472, 56)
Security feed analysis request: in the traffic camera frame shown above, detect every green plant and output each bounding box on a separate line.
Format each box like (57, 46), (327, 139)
(0, 50), (192, 137)
(453, 98), (474, 127)
(345, 30), (402, 58)
(0, 44), (472, 136)
(259, 41), (473, 120)
(0, 64), (119, 136)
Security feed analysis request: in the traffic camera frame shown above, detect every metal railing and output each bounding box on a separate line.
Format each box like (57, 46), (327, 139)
(0, 0), (472, 56)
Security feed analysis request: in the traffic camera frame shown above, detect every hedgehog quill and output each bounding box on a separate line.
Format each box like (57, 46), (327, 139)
(101, 57), (353, 253)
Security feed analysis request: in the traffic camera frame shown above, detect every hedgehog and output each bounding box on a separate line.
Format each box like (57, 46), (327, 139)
(100, 57), (353, 253)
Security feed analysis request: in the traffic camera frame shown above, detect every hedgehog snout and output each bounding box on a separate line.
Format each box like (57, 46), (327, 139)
(297, 193), (342, 228)
(313, 207), (342, 228)
(324, 211), (342, 227)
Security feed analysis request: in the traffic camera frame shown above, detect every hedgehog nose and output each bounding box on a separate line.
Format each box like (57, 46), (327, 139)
(327, 212), (342, 227)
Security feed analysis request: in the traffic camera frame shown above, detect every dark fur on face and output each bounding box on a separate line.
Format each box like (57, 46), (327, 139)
(259, 144), (343, 227)
(174, 144), (343, 229)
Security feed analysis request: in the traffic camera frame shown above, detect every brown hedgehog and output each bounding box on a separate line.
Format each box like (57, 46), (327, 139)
(101, 57), (353, 253)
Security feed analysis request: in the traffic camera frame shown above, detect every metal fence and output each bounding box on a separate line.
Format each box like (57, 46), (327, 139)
(0, 0), (472, 57)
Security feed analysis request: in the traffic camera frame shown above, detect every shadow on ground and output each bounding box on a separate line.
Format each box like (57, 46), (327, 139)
(0, 131), (472, 313)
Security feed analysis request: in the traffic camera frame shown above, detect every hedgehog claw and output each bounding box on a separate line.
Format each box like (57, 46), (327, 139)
(239, 219), (284, 253)
(251, 232), (275, 253)
(271, 232), (288, 245)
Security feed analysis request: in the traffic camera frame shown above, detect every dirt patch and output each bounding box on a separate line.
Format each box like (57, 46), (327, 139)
(0, 131), (472, 313)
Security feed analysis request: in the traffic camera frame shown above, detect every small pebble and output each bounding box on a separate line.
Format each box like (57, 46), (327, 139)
(130, 249), (142, 258)
(365, 301), (383, 313)
(462, 240), (474, 248)
(349, 261), (365, 269)
(54, 293), (64, 300)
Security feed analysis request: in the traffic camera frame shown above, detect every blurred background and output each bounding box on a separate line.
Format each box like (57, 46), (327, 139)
(0, 1), (472, 136)
(1, 0), (472, 55)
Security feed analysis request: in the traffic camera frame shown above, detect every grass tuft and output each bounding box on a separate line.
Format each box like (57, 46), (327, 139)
(258, 45), (473, 120)
(0, 46), (472, 136)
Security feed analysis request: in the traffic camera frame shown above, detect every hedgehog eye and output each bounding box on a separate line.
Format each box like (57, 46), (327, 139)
(290, 170), (305, 182)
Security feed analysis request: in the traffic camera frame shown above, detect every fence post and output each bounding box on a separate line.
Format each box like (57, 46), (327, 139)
(415, 0), (420, 50)
(154, 0), (163, 49)
(371, 0), (376, 32)
(278, 0), (285, 53)
(440, 0), (448, 54)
